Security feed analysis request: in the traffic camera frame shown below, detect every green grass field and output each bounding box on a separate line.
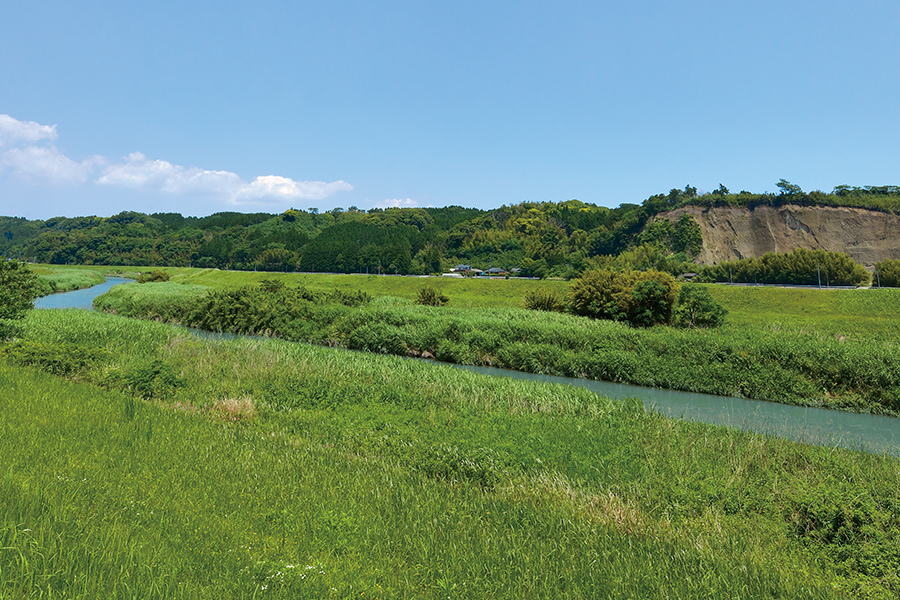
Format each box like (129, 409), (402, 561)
(2, 309), (899, 597)
(707, 285), (900, 340)
(37, 263), (900, 339)
(93, 276), (900, 414)
(166, 267), (571, 309)
(154, 266), (900, 339)
(30, 264), (107, 295)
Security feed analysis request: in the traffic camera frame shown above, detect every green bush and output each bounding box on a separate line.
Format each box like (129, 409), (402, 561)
(673, 285), (727, 328)
(112, 360), (185, 400)
(0, 261), (40, 339)
(137, 269), (171, 283)
(701, 249), (870, 286)
(568, 269), (678, 326)
(415, 286), (449, 307)
(523, 288), (564, 312)
(873, 259), (900, 288)
(0, 340), (108, 376)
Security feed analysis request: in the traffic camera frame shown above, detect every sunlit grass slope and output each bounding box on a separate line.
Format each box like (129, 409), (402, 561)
(707, 284), (900, 340)
(3, 309), (899, 597)
(165, 267), (569, 309)
(30, 264), (106, 295)
(94, 280), (900, 414)
(165, 267), (900, 337)
(45, 262), (900, 334)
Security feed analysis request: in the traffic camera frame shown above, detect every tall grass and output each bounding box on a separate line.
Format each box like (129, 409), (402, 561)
(167, 267), (570, 308)
(94, 282), (900, 414)
(30, 265), (107, 295)
(5, 309), (899, 597)
(1, 362), (848, 598)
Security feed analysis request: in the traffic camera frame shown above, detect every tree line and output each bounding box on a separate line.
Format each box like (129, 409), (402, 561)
(3, 182), (900, 279)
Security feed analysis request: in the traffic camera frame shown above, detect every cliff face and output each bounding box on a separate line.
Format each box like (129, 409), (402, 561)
(659, 205), (900, 268)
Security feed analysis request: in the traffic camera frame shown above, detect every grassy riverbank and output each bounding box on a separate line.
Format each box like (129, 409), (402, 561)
(97, 265), (900, 338)
(30, 264), (149, 296)
(30, 265), (106, 295)
(3, 309), (899, 597)
(95, 280), (900, 414)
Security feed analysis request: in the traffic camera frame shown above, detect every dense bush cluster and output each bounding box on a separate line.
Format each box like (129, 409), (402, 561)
(568, 269), (679, 327)
(185, 281), (371, 339)
(874, 259), (900, 288)
(415, 286), (449, 307)
(137, 269), (171, 283)
(700, 248), (870, 287)
(0, 260), (40, 339)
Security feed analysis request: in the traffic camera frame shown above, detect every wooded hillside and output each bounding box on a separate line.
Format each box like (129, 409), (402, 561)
(3, 183), (900, 277)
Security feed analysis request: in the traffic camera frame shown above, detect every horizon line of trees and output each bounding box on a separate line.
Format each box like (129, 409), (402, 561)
(2, 182), (899, 279)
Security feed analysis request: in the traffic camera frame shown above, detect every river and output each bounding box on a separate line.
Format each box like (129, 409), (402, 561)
(36, 277), (900, 456)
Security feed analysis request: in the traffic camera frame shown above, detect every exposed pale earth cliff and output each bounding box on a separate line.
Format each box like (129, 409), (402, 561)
(659, 205), (900, 267)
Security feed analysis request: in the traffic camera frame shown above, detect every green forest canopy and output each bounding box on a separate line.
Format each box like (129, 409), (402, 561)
(2, 183), (899, 278)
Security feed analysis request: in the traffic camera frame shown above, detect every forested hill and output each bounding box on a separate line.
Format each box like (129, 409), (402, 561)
(3, 182), (900, 277)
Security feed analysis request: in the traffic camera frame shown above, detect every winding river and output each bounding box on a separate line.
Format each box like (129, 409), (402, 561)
(37, 277), (900, 457)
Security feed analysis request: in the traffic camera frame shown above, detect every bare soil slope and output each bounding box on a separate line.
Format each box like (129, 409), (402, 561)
(660, 204), (900, 267)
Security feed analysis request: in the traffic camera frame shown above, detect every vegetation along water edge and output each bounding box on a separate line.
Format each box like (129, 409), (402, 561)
(93, 273), (900, 415)
(2, 308), (899, 597)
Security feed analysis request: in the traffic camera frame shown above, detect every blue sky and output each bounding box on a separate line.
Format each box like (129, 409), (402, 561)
(2, 1), (898, 219)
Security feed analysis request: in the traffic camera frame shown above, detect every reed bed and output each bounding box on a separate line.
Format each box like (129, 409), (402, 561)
(2, 309), (898, 597)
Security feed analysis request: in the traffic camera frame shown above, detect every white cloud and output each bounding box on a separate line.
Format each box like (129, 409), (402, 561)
(0, 113), (353, 206)
(231, 175), (353, 204)
(374, 198), (418, 209)
(0, 145), (104, 185)
(97, 152), (352, 204)
(0, 114), (58, 146)
(97, 152), (241, 195)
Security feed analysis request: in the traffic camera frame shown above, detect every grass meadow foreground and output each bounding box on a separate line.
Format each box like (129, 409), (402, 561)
(1, 309), (899, 598)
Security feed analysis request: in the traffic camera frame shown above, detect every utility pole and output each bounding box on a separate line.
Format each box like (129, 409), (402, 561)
(817, 263), (821, 288)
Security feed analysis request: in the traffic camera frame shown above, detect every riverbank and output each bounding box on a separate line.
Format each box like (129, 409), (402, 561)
(94, 279), (900, 415)
(30, 264), (148, 296)
(3, 308), (899, 597)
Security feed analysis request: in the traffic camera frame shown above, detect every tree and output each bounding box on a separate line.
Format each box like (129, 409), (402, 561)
(711, 184), (730, 196)
(672, 285), (727, 328)
(0, 260), (40, 339)
(776, 179), (802, 195)
(568, 268), (677, 326)
(630, 279), (675, 326)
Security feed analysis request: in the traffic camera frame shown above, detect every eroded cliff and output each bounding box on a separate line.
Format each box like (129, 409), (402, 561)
(658, 205), (900, 267)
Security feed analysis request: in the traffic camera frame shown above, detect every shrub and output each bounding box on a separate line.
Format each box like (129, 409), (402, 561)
(873, 259), (900, 288)
(631, 279), (675, 326)
(701, 249), (869, 286)
(0, 340), (108, 375)
(137, 269), (171, 283)
(673, 285), (727, 328)
(415, 286), (449, 307)
(568, 269), (678, 326)
(0, 260), (40, 338)
(523, 288), (564, 312)
(111, 360), (185, 399)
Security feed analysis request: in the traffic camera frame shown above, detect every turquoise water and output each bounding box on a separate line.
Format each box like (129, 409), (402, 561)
(43, 278), (900, 456)
(34, 277), (134, 310)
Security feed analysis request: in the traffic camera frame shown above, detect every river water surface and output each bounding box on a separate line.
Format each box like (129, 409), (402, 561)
(38, 277), (900, 457)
